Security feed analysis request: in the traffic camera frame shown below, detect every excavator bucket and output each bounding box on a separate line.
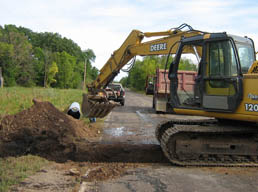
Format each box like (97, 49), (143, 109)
(81, 93), (118, 118)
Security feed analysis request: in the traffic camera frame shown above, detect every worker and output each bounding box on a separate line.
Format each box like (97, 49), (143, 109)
(67, 102), (81, 119)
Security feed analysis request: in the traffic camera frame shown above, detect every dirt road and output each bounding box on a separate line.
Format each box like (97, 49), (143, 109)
(81, 89), (258, 192)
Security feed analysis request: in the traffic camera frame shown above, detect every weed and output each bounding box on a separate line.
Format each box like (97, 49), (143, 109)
(0, 155), (49, 192)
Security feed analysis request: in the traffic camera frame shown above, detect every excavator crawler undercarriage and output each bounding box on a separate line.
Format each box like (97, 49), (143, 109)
(156, 119), (258, 167)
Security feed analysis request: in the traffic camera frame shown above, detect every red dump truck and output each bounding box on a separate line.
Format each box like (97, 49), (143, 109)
(147, 68), (197, 113)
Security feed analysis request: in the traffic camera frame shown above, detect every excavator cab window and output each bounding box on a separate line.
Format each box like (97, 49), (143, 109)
(202, 38), (243, 112)
(235, 42), (255, 73)
(208, 40), (238, 89)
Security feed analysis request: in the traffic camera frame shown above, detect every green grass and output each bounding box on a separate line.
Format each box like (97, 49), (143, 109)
(0, 87), (85, 115)
(0, 155), (49, 192)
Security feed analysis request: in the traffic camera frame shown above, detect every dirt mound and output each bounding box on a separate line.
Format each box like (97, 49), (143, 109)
(0, 99), (92, 161)
(0, 99), (166, 165)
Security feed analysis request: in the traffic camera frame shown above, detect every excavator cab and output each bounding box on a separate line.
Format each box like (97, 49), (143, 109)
(169, 33), (255, 112)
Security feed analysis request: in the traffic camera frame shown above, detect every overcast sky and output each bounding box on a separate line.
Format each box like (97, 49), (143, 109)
(1, 0), (258, 80)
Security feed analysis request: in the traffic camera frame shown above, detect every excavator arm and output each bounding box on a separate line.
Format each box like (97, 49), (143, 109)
(87, 30), (143, 91)
(82, 24), (202, 117)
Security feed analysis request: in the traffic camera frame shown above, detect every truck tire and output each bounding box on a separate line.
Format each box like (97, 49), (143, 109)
(154, 96), (159, 113)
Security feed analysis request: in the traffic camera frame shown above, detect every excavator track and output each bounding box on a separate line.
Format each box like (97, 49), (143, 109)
(156, 119), (258, 167)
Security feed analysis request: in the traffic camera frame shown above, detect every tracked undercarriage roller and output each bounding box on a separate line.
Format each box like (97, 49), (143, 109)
(156, 119), (258, 167)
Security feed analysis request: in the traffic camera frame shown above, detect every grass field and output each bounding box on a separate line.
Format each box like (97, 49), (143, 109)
(0, 87), (86, 191)
(0, 87), (85, 115)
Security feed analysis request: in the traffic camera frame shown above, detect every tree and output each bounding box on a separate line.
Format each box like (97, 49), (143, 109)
(33, 47), (45, 86)
(42, 49), (53, 88)
(178, 58), (197, 71)
(90, 66), (99, 80)
(127, 60), (146, 90)
(126, 55), (193, 91)
(3, 28), (35, 86)
(0, 42), (15, 86)
(0, 24), (99, 88)
(54, 51), (76, 88)
(83, 49), (96, 86)
(47, 61), (58, 87)
(120, 76), (129, 88)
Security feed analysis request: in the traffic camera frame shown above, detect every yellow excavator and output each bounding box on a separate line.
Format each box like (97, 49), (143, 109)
(82, 24), (258, 166)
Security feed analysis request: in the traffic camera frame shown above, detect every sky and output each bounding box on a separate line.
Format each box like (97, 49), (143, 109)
(1, 0), (258, 80)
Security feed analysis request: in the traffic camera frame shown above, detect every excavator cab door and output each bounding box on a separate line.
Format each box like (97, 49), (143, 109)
(169, 34), (243, 112)
(202, 38), (243, 112)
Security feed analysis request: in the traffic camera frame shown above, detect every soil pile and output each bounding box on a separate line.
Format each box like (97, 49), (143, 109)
(0, 99), (166, 164)
(0, 99), (91, 161)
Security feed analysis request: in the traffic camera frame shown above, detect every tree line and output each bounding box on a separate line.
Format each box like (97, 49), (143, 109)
(0, 24), (98, 88)
(120, 55), (197, 91)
